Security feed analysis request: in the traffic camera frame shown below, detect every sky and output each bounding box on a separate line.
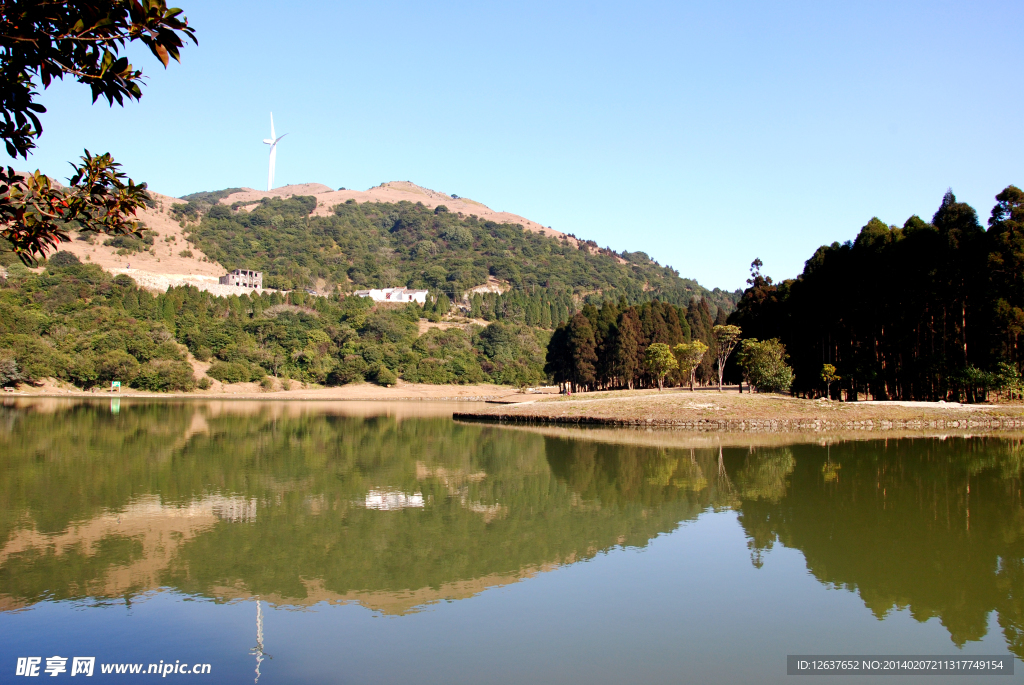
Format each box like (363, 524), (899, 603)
(4, 0), (1022, 291)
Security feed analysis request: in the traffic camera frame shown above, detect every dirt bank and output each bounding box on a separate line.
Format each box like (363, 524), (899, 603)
(453, 388), (1024, 433)
(2, 379), (552, 402)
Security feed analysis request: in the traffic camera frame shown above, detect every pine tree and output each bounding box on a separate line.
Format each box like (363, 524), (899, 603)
(613, 308), (643, 389)
(988, 185), (1024, 367)
(567, 312), (598, 391)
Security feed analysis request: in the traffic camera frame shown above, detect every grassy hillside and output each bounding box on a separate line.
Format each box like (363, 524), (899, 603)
(175, 193), (739, 315)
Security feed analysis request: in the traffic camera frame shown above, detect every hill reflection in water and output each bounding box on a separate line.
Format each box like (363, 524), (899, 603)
(0, 399), (1021, 657)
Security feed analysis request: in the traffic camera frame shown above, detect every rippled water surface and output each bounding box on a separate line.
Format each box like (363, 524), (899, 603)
(0, 399), (1021, 683)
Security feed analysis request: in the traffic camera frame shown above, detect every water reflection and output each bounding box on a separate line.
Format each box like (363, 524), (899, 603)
(0, 400), (1021, 658)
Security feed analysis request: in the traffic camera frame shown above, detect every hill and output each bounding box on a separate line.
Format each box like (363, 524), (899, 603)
(0, 180), (740, 394)
(171, 182), (739, 316)
(219, 181), (567, 240)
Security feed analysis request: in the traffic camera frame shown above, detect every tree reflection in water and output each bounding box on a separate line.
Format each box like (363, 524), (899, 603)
(0, 400), (1020, 656)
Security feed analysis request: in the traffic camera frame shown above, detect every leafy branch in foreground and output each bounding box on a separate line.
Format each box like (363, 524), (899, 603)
(0, 0), (196, 261)
(1, 152), (149, 262)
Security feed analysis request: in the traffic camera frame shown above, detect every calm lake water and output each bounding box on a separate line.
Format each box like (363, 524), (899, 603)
(0, 399), (1021, 684)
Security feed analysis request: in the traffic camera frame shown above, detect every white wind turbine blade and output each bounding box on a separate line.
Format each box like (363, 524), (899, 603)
(270, 112), (275, 141)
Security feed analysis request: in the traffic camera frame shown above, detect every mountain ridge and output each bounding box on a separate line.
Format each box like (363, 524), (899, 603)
(42, 180), (737, 314)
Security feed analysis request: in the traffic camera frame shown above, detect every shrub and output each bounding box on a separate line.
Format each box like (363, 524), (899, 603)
(97, 349), (141, 383)
(207, 361), (255, 384)
(178, 249), (194, 258)
(373, 364), (397, 386)
(133, 359), (195, 391)
(152, 340), (184, 361)
(260, 376), (274, 391)
(2, 333), (65, 381)
(67, 353), (99, 388)
(207, 204), (231, 220)
(738, 338), (794, 393)
(104, 231), (155, 254)
(197, 377), (212, 390)
(0, 349), (23, 386)
(47, 251), (81, 268)
(326, 355), (367, 385)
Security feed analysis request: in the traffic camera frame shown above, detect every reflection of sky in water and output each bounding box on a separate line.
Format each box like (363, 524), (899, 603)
(1, 511), (1013, 685)
(0, 401), (1020, 683)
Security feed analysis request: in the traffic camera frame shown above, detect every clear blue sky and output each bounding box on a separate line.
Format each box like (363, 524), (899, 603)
(4, 0), (1021, 291)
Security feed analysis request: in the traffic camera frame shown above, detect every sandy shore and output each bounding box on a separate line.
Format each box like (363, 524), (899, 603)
(9, 382), (1024, 434)
(453, 387), (1024, 433)
(2, 379), (551, 402)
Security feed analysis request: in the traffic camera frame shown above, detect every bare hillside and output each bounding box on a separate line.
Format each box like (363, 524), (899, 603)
(58, 190), (225, 278)
(221, 181), (570, 241)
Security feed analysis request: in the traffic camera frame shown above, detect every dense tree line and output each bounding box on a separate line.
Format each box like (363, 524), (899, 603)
(0, 255), (551, 390)
(177, 193), (739, 316)
(728, 186), (1024, 401)
(544, 297), (732, 391)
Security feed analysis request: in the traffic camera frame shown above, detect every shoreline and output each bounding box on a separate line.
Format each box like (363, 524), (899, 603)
(0, 379), (544, 403)
(454, 411), (1024, 432)
(452, 388), (1024, 434)
(7, 382), (1024, 435)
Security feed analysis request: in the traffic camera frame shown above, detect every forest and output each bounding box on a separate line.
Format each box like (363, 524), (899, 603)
(175, 192), (739, 315)
(0, 187), (747, 391)
(5, 185), (1023, 401)
(0, 255), (552, 389)
(544, 297), (724, 392)
(542, 185), (1024, 401)
(728, 186), (1024, 401)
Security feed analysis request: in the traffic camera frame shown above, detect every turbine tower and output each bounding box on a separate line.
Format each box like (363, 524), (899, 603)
(263, 113), (287, 191)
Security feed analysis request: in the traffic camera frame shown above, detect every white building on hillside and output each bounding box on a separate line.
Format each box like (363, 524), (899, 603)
(353, 287), (429, 304)
(219, 269), (262, 289)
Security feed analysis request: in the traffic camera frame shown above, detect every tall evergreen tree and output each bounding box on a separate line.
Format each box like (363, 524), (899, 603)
(988, 185), (1024, 366)
(567, 313), (598, 391)
(727, 187), (1023, 401)
(613, 308), (643, 389)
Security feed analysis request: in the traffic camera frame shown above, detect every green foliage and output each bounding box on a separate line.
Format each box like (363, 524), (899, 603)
(207, 361), (257, 384)
(0, 2), (196, 262)
(134, 359), (195, 391)
(47, 251), (80, 267)
(821, 363), (841, 399)
(547, 298), (693, 391)
(729, 187), (1024, 401)
(994, 362), (1023, 401)
(738, 338), (795, 393)
(673, 340), (708, 391)
(103, 229), (155, 254)
(0, 261), (556, 389)
(0, 348), (22, 386)
(183, 196), (737, 313)
(374, 364), (397, 386)
(712, 324), (742, 390)
(644, 342), (677, 390)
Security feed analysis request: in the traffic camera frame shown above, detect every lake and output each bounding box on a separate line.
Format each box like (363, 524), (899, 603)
(0, 399), (1020, 683)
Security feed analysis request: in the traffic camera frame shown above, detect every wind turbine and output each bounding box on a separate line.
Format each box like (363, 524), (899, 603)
(263, 113), (287, 191)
